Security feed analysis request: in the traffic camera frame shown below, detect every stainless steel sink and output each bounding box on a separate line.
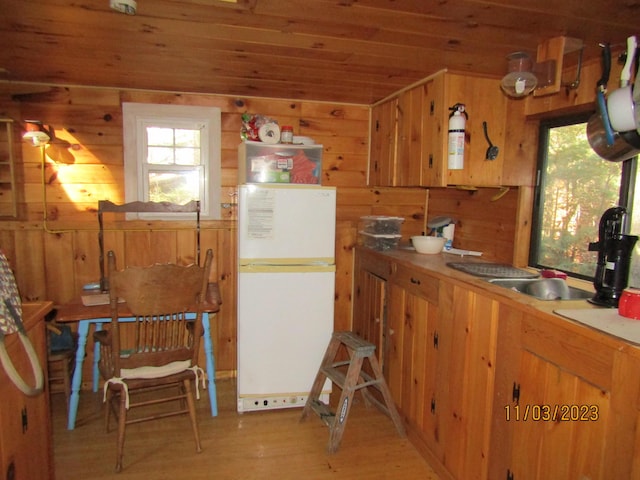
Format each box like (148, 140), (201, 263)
(488, 278), (592, 301)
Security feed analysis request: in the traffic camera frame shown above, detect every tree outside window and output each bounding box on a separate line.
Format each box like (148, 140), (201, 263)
(531, 117), (640, 285)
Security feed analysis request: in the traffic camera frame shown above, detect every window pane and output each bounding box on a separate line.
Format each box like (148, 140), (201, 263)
(533, 121), (623, 277)
(148, 170), (200, 204)
(175, 128), (200, 147)
(147, 146), (174, 165)
(147, 127), (174, 146)
(175, 147), (200, 166)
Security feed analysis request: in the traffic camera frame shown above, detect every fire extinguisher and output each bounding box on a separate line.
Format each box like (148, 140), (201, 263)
(448, 103), (467, 170)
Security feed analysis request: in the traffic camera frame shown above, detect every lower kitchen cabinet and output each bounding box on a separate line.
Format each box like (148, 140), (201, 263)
(0, 302), (54, 480)
(353, 247), (640, 480)
(352, 248), (393, 365)
(355, 248), (497, 480)
(490, 305), (639, 480)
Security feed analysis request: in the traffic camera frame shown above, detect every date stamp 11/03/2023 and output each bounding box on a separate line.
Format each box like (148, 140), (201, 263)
(505, 404), (600, 422)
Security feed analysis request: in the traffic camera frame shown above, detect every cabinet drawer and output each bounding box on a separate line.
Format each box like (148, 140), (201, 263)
(357, 249), (395, 280)
(393, 264), (439, 304)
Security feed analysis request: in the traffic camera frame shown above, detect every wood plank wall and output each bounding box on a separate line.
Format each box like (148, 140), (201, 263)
(0, 88), (428, 383)
(0, 53), (603, 383)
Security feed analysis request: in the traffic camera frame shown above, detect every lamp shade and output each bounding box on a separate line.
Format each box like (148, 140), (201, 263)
(22, 121), (51, 146)
(22, 131), (50, 147)
(501, 52), (538, 97)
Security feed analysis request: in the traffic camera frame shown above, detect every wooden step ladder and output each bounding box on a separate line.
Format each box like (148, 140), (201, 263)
(300, 331), (406, 453)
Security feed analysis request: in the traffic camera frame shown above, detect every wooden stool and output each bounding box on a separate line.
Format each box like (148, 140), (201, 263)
(301, 331), (405, 453)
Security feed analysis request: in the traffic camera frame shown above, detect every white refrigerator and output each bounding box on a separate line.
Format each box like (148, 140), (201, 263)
(237, 184), (335, 412)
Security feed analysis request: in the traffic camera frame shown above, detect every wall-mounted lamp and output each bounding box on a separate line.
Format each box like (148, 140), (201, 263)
(22, 120), (52, 147)
(500, 36), (584, 98)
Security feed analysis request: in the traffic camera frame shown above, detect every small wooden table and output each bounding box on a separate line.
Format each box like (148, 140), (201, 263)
(55, 283), (221, 430)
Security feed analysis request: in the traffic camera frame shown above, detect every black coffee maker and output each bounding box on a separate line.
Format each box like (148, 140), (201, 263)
(588, 206), (638, 307)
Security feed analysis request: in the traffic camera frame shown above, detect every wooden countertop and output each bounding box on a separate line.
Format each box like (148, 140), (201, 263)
(359, 246), (640, 353)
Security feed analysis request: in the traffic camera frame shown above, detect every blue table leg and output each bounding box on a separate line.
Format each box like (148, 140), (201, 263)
(67, 320), (89, 430)
(202, 312), (218, 416)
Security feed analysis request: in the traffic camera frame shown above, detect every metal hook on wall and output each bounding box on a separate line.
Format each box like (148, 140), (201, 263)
(482, 121), (499, 160)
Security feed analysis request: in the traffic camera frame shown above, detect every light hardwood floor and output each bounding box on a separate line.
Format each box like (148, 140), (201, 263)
(52, 378), (441, 479)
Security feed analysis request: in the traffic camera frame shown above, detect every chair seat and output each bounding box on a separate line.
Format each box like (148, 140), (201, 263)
(120, 359), (192, 380)
(104, 361), (205, 409)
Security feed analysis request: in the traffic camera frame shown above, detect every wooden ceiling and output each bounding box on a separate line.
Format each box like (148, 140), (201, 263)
(0, 0), (638, 105)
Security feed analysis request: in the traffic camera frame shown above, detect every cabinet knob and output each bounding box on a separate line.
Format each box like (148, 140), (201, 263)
(389, 328), (395, 336)
(410, 277), (421, 285)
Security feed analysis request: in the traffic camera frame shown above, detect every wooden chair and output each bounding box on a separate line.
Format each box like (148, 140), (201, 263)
(94, 248), (213, 472)
(97, 200), (201, 292)
(45, 321), (76, 419)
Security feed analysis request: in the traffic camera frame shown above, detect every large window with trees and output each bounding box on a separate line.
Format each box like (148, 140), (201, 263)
(530, 114), (640, 286)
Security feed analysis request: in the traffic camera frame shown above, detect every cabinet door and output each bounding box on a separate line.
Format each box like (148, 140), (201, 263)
(445, 74), (507, 186)
(421, 76), (447, 187)
(435, 284), (498, 480)
(352, 268), (386, 365)
(509, 350), (611, 479)
(396, 85), (426, 186)
(369, 98), (397, 186)
(386, 281), (439, 452)
(386, 264), (445, 464)
(0, 320), (52, 480)
(492, 307), (638, 480)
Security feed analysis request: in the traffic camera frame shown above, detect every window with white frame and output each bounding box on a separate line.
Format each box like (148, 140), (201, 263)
(122, 103), (221, 220)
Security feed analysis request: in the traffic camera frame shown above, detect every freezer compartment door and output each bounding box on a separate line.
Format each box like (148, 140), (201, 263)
(238, 185), (336, 264)
(237, 270), (334, 408)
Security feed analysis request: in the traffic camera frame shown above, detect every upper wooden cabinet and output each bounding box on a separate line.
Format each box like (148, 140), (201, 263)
(369, 71), (512, 188)
(443, 74), (507, 187)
